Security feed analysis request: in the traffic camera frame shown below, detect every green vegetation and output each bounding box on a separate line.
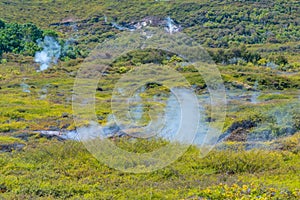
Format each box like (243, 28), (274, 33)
(0, 20), (43, 57)
(0, 0), (299, 199)
(0, 19), (85, 62)
(0, 136), (24, 145)
(0, 0), (299, 46)
(0, 135), (299, 199)
(0, 50), (299, 199)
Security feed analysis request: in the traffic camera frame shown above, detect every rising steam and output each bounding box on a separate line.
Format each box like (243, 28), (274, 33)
(34, 36), (61, 71)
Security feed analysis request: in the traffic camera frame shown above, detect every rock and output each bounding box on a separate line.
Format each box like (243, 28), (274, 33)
(0, 143), (25, 152)
(232, 81), (254, 91)
(39, 132), (66, 141)
(61, 123), (70, 129)
(96, 87), (103, 91)
(0, 184), (7, 193)
(145, 82), (162, 89)
(61, 113), (69, 118)
(218, 120), (258, 142)
(97, 116), (104, 120)
(192, 84), (207, 91)
(13, 132), (33, 142)
(7, 84), (19, 88)
(48, 126), (60, 131)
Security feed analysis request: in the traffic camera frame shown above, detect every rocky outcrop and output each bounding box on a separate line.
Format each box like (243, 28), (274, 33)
(232, 81), (256, 91)
(0, 143), (25, 152)
(218, 120), (258, 142)
(13, 132), (33, 142)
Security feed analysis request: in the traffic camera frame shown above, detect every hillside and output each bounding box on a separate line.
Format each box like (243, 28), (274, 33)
(0, 0), (299, 199)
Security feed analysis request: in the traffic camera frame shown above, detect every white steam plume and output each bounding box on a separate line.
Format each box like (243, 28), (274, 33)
(165, 16), (179, 34)
(20, 82), (30, 93)
(34, 36), (61, 71)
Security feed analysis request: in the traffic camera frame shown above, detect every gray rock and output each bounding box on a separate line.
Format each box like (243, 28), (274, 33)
(0, 143), (25, 152)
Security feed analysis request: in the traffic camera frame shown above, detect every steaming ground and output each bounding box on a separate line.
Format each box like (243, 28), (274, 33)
(34, 36), (61, 71)
(10, 14), (299, 150)
(35, 82), (299, 151)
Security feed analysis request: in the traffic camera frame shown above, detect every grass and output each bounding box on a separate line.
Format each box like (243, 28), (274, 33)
(0, 54), (299, 135)
(0, 137), (299, 199)
(0, 136), (24, 145)
(0, 1), (299, 198)
(1, 0), (299, 55)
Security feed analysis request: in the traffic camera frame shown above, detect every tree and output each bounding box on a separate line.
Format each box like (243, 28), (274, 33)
(22, 23), (43, 42)
(0, 19), (5, 28)
(0, 21), (49, 57)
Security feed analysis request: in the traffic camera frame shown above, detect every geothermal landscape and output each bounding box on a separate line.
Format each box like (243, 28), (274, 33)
(0, 0), (299, 199)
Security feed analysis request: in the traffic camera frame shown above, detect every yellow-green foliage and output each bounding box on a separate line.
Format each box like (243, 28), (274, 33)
(0, 136), (24, 144)
(0, 1), (299, 199)
(0, 139), (299, 199)
(197, 183), (300, 200)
